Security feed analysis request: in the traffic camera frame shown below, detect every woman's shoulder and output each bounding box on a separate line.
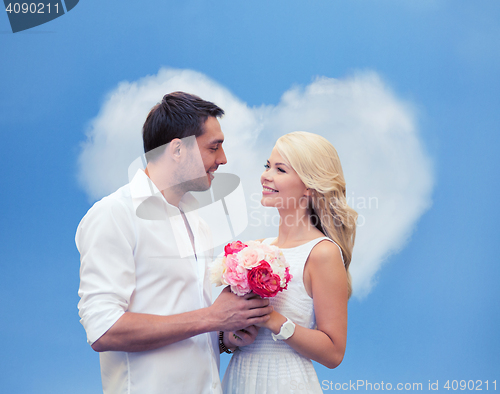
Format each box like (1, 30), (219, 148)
(308, 239), (344, 268)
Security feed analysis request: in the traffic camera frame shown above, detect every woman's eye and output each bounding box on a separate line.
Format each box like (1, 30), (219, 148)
(264, 164), (270, 169)
(278, 167), (286, 173)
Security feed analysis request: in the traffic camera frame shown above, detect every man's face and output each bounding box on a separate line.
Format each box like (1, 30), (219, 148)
(185, 116), (227, 191)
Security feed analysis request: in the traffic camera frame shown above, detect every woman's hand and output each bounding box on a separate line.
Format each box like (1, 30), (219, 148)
(224, 325), (260, 349)
(254, 310), (287, 334)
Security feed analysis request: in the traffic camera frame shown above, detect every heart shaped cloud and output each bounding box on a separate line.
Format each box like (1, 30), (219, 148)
(77, 68), (433, 298)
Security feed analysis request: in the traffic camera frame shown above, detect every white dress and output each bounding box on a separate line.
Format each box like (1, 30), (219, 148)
(222, 236), (343, 394)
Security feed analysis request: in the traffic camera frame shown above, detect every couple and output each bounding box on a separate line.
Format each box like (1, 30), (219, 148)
(76, 92), (357, 394)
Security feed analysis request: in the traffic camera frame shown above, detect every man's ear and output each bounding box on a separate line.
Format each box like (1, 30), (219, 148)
(169, 139), (183, 162)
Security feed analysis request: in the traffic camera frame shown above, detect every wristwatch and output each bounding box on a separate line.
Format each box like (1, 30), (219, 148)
(272, 318), (296, 341)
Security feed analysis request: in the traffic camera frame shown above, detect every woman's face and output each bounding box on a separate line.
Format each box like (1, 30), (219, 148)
(260, 147), (309, 210)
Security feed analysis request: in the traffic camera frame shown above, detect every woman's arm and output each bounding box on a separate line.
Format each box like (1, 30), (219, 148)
(259, 240), (348, 369)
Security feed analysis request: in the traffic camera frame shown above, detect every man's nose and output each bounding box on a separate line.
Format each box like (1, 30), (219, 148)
(217, 146), (227, 165)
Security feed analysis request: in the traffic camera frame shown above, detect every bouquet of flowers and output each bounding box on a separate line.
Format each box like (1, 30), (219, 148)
(210, 240), (292, 297)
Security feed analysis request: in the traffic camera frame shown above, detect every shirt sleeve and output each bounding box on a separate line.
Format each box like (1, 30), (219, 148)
(76, 196), (137, 345)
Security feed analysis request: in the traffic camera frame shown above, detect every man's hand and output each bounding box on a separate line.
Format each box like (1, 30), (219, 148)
(209, 287), (273, 332)
(223, 325), (259, 351)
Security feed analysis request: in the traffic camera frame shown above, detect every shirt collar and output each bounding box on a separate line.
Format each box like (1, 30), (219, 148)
(130, 169), (199, 220)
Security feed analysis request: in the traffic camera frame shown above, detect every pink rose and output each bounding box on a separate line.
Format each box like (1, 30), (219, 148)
(224, 241), (248, 256)
(237, 247), (263, 269)
(247, 261), (282, 298)
(222, 255), (251, 296)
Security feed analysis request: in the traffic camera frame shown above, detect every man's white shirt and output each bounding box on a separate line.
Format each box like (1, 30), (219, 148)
(76, 169), (221, 394)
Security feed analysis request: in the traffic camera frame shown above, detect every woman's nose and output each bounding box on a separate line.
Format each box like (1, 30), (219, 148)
(261, 170), (273, 183)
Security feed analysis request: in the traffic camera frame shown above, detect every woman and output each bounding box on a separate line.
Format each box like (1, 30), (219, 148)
(221, 131), (357, 394)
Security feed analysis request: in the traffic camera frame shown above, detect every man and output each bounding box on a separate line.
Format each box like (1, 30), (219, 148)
(76, 92), (271, 394)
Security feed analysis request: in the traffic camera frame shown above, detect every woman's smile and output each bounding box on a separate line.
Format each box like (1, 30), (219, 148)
(262, 185), (278, 194)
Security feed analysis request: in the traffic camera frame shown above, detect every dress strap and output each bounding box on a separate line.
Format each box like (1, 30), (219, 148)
(305, 237), (345, 266)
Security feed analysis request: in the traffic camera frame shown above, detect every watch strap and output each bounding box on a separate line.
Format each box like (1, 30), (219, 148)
(272, 318), (296, 341)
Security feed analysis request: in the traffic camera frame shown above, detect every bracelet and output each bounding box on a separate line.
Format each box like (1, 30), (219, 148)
(219, 331), (233, 354)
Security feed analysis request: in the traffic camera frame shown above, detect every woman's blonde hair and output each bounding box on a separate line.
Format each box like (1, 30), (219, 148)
(275, 131), (357, 298)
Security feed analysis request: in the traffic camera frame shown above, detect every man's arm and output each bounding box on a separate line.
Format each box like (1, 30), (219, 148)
(91, 287), (272, 352)
(77, 197), (272, 353)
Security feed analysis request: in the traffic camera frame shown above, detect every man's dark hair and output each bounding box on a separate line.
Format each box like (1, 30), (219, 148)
(143, 91), (224, 161)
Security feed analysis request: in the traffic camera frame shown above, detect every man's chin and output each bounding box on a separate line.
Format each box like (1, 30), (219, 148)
(173, 176), (211, 193)
(191, 176), (212, 192)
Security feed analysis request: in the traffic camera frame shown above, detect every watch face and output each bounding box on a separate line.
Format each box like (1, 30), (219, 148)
(283, 323), (293, 335)
(273, 319), (295, 340)
(282, 321), (295, 337)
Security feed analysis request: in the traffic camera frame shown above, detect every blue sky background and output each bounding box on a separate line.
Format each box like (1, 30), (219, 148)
(1, 1), (499, 393)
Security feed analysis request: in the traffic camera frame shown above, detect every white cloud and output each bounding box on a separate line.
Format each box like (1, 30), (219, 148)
(77, 67), (433, 298)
